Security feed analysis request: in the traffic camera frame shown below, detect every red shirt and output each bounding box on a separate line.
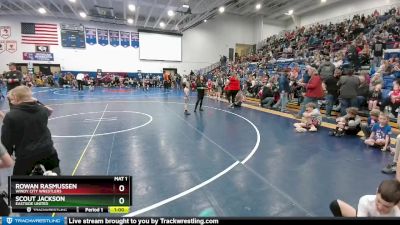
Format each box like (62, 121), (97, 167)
(207, 81), (212, 89)
(391, 90), (400, 103)
(305, 75), (324, 98)
(227, 76), (240, 91)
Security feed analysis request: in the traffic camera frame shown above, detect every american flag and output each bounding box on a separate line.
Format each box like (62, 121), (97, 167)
(21, 23), (58, 45)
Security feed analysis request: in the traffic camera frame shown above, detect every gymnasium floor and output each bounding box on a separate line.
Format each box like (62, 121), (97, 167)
(0, 87), (396, 217)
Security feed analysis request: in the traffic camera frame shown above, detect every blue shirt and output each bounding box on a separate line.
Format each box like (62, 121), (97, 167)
(54, 73), (60, 81)
(372, 123), (392, 139)
(367, 117), (377, 129)
(278, 75), (290, 93)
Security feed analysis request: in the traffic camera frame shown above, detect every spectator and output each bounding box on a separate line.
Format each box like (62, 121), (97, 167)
(364, 113), (392, 151)
(373, 37), (386, 68)
(337, 67), (360, 116)
(259, 83), (275, 108)
(370, 73), (383, 89)
(330, 179), (400, 217)
(329, 107), (361, 136)
(318, 55), (336, 80)
(293, 102), (322, 132)
(3, 62), (22, 93)
(347, 42), (360, 71)
(272, 72), (290, 112)
(297, 66), (324, 118)
(368, 84), (382, 110)
(1, 86), (61, 175)
(324, 68), (340, 118)
(356, 75), (370, 109)
(388, 79), (400, 117)
(360, 109), (381, 140)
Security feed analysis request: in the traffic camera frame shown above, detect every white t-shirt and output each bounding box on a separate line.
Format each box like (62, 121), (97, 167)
(184, 87), (190, 99)
(357, 195), (400, 217)
(76, 73), (84, 81)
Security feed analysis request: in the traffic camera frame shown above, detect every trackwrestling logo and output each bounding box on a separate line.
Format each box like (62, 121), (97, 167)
(2, 217), (64, 225)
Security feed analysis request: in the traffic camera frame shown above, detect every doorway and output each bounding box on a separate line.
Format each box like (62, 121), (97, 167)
(163, 68), (177, 77)
(229, 48), (234, 62)
(163, 68), (177, 89)
(235, 44), (255, 58)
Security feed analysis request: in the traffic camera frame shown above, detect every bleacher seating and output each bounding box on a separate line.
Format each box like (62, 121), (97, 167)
(206, 6), (400, 138)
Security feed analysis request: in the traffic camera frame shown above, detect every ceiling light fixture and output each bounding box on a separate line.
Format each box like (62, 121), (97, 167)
(128, 4), (136, 11)
(204, 19), (207, 23)
(182, 4), (190, 8)
(69, 0), (76, 3)
(256, 3), (261, 10)
(167, 10), (174, 17)
(160, 21), (165, 28)
(219, 6), (225, 13)
(285, 9), (294, 15)
(79, 11), (87, 18)
(38, 8), (46, 14)
(321, 0), (327, 3)
(127, 18), (134, 24)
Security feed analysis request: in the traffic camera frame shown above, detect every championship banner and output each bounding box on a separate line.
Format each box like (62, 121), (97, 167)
(109, 30), (120, 47)
(131, 32), (139, 48)
(6, 40), (17, 53)
(85, 27), (97, 45)
(97, 29), (109, 46)
(23, 52), (54, 61)
(120, 31), (130, 48)
(0, 26), (11, 39)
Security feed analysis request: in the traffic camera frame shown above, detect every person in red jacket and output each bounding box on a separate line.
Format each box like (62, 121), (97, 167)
(226, 73), (241, 108)
(297, 66), (324, 118)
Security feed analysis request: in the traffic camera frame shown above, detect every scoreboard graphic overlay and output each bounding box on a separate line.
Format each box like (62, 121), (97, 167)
(9, 176), (131, 213)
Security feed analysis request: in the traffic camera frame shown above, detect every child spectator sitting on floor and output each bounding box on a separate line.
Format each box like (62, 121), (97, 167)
(329, 107), (361, 137)
(360, 108), (381, 140)
(365, 113), (392, 151)
(293, 102), (322, 132)
(233, 90), (245, 107)
(329, 179), (400, 217)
